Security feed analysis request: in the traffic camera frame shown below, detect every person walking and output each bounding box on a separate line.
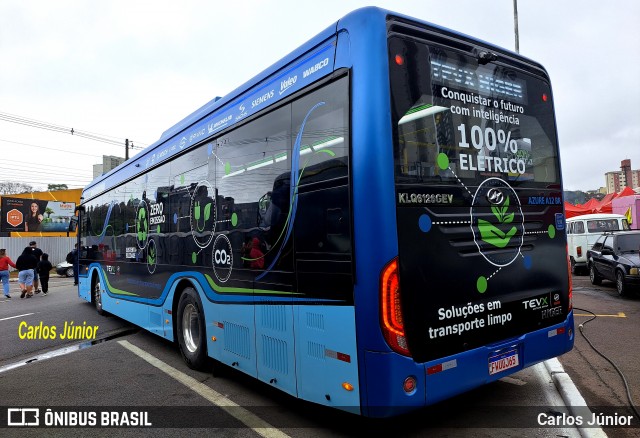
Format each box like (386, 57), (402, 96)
(69, 243), (80, 285)
(37, 253), (53, 296)
(0, 248), (17, 299)
(16, 247), (38, 299)
(28, 241), (44, 293)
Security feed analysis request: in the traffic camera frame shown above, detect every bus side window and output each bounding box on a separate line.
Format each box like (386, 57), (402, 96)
(292, 77), (352, 301)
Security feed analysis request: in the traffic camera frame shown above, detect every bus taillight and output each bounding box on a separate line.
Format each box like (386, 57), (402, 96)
(380, 257), (410, 356)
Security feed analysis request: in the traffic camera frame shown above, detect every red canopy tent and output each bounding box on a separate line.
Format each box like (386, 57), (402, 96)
(564, 202), (589, 218)
(564, 187), (636, 218)
(595, 193), (617, 213)
(581, 198), (600, 210)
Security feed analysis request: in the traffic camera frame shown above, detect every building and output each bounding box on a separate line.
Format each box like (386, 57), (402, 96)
(604, 159), (640, 194)
(93, 155), (125, 179)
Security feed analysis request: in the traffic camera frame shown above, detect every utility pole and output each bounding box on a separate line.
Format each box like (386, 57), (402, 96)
(125, 138), (129, 160)
(513, 0), (520, 53)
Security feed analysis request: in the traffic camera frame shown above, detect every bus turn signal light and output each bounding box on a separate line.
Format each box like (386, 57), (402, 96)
(342, 382), (354, 391)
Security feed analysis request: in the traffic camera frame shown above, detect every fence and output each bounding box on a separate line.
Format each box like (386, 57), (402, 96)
(0, 237), (76, 265)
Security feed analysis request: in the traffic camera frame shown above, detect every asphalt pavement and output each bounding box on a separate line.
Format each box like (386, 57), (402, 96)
(0, 274), (630, 437)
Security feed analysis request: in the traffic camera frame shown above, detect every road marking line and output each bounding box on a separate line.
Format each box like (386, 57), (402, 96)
(574, 312), (626, 318)
(118, 340), (290, 438)
(0, 313), (35, 322)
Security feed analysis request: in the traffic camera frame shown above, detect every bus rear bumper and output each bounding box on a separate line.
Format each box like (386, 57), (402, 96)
(362, 312), (574, 418)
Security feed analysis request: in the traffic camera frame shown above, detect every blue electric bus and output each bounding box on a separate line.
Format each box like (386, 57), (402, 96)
(77, 6), (574, 417)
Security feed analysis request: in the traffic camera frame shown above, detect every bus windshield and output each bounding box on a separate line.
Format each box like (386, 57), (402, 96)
(390, 37), (560, 187)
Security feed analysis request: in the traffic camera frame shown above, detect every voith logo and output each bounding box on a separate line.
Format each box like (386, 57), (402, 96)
(6, 209), (23, 227)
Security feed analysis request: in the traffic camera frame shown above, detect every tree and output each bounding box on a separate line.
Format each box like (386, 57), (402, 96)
(48, 184), (68, 191)
(0, 181), (34, 195)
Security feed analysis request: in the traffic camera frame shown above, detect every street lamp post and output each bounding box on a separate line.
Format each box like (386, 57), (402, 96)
(513, 0), (520, 53)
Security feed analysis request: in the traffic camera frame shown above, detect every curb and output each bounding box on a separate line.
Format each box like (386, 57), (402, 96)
(544, 358), (607, 438)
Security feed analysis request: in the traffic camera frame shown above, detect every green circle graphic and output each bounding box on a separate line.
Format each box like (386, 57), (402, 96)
(437, 153), (449, 170)
(548, 225), (556, 238)
(477, 276), (488, 293)
(231, 212), (238, 227)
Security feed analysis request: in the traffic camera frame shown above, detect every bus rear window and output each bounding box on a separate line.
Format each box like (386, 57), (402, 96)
(389, 37), (560, 187)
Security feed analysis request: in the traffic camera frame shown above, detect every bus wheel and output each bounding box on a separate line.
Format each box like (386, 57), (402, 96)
(177, 287), (208, 370)
(93, 278), (105, 315)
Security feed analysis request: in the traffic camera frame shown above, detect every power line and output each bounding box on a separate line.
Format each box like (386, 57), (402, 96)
(2, 157), (95, 174)
(0, 111), (147, 150)
(0, 176), (90, 189)
(0, 166), (92, 183)
(0, 137), (108, 158)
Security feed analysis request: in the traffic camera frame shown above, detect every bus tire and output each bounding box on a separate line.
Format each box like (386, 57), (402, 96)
(177, 287), (208, 370)
(93, 277), (106, 316)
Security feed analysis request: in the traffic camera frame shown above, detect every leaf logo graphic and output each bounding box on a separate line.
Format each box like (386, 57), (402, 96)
(478, 196), (517, 248)
(137, 208), (148, 242)
(147, 245), (156, 265)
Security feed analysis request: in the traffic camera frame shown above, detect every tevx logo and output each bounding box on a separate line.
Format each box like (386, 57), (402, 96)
(523, 296), (549, 310)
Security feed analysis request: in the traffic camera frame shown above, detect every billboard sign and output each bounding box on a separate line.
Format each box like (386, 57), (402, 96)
(1, 198), (76, 232)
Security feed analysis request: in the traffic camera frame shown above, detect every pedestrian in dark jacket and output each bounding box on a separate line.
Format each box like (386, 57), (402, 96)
(16, 247), (38, 299)
(37, 253), (53, 296)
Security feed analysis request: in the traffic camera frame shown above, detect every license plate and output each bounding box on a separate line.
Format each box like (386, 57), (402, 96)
(488, 349), (519, 375)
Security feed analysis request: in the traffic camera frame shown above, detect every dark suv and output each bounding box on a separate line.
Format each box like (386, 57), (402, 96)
(587, 230), (640, 296)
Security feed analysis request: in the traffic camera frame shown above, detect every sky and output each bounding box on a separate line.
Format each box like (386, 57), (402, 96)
(0, 0), (638, 193)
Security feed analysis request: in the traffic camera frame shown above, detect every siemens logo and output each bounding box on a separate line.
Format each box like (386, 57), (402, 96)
(251, 90), (274, 108)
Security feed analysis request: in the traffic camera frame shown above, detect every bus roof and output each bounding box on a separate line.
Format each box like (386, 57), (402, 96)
(82, 6), (541, 201)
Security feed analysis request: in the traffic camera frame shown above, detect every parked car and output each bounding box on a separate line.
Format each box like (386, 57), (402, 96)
(587, 230), (640, 296)
(56, 261), (74, 277)
(566, 213), (629, 275)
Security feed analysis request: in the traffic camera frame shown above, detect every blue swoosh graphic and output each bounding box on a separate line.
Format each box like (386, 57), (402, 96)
(256, 101), (326, 281)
